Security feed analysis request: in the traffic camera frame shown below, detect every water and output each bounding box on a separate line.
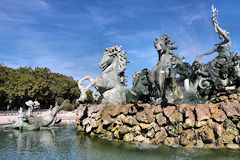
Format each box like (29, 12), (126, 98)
(0, 126), (240, 160)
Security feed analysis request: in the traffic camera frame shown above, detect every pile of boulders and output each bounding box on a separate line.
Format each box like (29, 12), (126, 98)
(76, 100), (240, 149)
(214, 93), (240, 103)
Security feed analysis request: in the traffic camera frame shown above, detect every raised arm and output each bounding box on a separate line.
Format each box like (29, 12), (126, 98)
(211, 5), (231, 42)
(197, 47), (217, 59)
(213, 20), (231, 42)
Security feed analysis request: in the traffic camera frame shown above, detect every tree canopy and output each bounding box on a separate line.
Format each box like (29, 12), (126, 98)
(0, 64), (80, 110)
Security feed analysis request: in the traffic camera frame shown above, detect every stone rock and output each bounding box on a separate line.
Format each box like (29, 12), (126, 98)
(163, 106), (176, 118)
(175, 124), (183, 135)
(226, 143), (239, 149)
(196, 140), (204, 148)
(216, 138), (225, 148)
(120, 114), (129, 124)
(163, 137), (179, 147)
(128, 106), (138, 114)
(143, 138), (151, 144)
(183, 110), (195, 129)
(132, 125), (141, 135)
(120, 104), (134, 115)
(138, 103), (152, 108)
(169, 111), (183, 124)
(101, 107), (113, 125)
(219, 95), (228, 102)
(235, 135), (240, 144)
(136, 108), (154, 123)
(165, 124), (183, 137)
(154, 125), (161, 133)
(86, 124), (92, 133)
(179, 104), (194, 113)
(195, 121), (207, 128)
(229, 94), (238, 101)
(207, 119), (215, 128)
(123, 133), (134, 142)
(224, 119), (236, 128)
(114, 114), (123, 125)
(165, 125), (175, 136)
(153, 105), (162, 114)
(155, 127), (167, 144)
(76, 118), (81, 125)
(77, 124), (85, 132)
(180, 129), (195, 146)
(76, 102), (240, 148)
(213, 122), (224, 137)
(156, 113), (167, 126)
(88, 105), (102, 117)
(237, 121), (240, 129)
(134, 135), (146, 142)
(195, 104), (211, 121)
(108, 123), (119, 132)
(105, 131), (113, 140)
(147, 129), (155, 138)
(221, 130), (235, 143)
(143, 108), (154, 122)
(76, 105), (87, 119)
(220, 102), (240, 118)
(129, 116), (138, 126)
(114, 130), (119, 139)
(110, 105), (121, 117)
(82, 117), (95, 126)
(119, 125), (129, 134)
(96, 124), (104, 134)
(121, 115), (137, 126)
(89, 112), (100, 120)
(227, 128), (239, 137)
(200, 126), (215, 144)
(139, 123), (152, 130)
(224, 119), (239, 136)
(102, 117), (113, 125)
(212, 109), (227, 122)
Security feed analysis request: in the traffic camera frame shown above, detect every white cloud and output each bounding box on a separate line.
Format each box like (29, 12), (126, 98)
(182, 14), (206, 25)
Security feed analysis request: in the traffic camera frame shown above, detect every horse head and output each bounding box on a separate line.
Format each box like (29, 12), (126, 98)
(154, 34), (178, 56)
(99, 45), (129, 76)
(99, 48), (114, 69)
(132, 69), (150, 96)
(99, 46), (122, 69)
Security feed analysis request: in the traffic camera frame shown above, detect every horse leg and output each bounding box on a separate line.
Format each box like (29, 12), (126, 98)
(77, 76), (96, 103)
(158, 73), (166, 102)
(78, 76), (95, 87)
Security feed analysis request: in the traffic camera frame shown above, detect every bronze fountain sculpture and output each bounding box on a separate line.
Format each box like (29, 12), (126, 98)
(77, 5), (240, 106)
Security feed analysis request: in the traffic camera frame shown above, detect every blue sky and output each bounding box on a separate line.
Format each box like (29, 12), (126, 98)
(1, 0), (240, 87)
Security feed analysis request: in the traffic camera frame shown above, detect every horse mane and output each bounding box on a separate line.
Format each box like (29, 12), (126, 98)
(101, 45), (129, 86)
(116, 48), (129, 86)
(117, 50), (128, 73)
(155, 34), (178, 55)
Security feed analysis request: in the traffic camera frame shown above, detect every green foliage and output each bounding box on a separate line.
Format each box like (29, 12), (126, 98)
(0, 64), (80, 110)
(85, 90), (94, 104)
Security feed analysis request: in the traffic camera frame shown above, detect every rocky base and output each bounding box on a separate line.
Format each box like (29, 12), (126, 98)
(75, 94), (240, 149)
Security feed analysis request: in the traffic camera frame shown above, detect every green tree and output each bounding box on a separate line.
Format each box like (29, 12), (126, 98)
(0, 64), (80, 110)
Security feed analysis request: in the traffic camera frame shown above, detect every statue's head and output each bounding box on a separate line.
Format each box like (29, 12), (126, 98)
(154, 34), (168, 54)
(192, 60), (201, 71)
(219, 67), (228, 79)
(99, 46), (120, 69)
(154, 34), (178, 55)
(99, 45), (129, 73)
(132, 69), (150, 95)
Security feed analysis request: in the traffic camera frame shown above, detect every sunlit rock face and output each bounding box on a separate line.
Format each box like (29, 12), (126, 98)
(75, 93), (240, 149)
